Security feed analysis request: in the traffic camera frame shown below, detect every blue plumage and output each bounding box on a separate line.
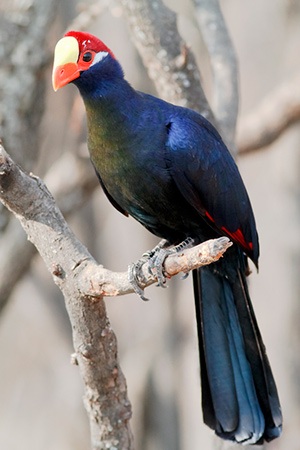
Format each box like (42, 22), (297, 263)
(53, 31), (282, 444)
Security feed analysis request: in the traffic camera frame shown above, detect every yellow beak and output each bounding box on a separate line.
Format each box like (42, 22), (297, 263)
(52, 36), (80, 91)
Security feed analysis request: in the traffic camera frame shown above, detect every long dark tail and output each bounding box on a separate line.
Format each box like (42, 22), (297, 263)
(193, 263), (282, 444)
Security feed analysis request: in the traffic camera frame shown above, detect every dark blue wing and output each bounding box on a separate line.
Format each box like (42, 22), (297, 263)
(165, 109), (259, 263)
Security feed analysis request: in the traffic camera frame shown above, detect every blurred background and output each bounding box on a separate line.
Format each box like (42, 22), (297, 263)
(0, 0), (299, 449)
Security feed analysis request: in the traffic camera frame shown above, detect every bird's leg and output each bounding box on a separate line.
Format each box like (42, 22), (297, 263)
(128, 237), (195, 300)
(128, 239), (170, 301)
(143, 239), (170, 260)
(148, 237), (195, 287)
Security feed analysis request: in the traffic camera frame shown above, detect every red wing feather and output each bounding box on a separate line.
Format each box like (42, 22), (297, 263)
(205, 211), (253, 255)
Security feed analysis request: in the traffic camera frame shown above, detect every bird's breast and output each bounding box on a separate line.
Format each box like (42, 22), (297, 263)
(89, 136), (198, 240)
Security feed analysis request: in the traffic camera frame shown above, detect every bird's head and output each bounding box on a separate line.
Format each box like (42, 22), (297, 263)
(52, 31), (116, 92)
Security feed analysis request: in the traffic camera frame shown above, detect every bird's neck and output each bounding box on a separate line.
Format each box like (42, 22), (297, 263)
(79, 76), (142, 172)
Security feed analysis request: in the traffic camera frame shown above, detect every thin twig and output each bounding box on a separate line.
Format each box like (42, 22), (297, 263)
(237, 72), (300, 154)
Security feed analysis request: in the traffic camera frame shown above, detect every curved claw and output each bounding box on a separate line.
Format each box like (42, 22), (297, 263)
(148, 248), (170, 287)
(128, 263), (149, 301)
(181, 272), (190, 280)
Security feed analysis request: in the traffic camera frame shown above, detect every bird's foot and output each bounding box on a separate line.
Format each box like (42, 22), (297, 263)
(128, 239), (170, 301)
(128, 237), (195, 301)
(128, 255), (150, 301)
(148, 237), (195, 287)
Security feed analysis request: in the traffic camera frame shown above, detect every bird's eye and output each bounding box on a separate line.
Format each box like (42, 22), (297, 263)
(82, 52), (93, 62)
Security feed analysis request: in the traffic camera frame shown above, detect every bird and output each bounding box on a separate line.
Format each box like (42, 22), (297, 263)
(52, 30), (282, 444)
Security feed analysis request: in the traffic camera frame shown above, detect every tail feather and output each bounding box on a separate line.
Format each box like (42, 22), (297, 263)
(193, 264), (282, 444)
(233, 271), (282, 439)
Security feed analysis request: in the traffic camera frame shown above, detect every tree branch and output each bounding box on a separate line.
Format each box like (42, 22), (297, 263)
(0, 0), (58, 171)
(78, 236), (231, 299)
(0, 151), (98, 313)
(0, 220), (35, 311)
(0, 0), (60, 309)
(0, 143), (134, 449)
(237, 72), (300, 154)
(69, 0), (109, 31)
(0, 144), (230, 448)
(192, 0), (239, 151)
(116, 0), (216, 124)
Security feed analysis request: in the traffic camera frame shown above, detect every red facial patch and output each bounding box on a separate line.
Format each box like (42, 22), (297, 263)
(65, 30), (115, 59)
